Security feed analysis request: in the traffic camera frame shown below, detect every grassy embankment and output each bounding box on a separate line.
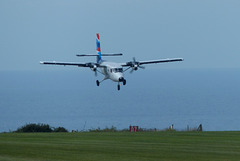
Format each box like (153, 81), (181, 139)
(0, 131), (240, 161)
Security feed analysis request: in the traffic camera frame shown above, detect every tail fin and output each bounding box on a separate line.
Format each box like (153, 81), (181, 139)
(96, 33), (102, 63)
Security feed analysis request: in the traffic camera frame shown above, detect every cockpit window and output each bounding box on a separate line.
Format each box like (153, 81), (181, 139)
(113, 68), (123, 73)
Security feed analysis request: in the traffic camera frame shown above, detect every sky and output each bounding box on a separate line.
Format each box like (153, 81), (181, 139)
(0, 0), (240, 71)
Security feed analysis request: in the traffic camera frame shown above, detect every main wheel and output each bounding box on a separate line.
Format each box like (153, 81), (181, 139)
(117, 84), (120, 90)
(96, 80), (100, 86)
(123, 79), (126, 85)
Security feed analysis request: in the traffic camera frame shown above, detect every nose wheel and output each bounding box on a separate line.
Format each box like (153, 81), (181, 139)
(117, 79), (126, 91)
(96, 80), (100, 86)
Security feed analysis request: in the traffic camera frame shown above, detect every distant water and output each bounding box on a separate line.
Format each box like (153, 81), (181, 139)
(0, 69), (240, 132)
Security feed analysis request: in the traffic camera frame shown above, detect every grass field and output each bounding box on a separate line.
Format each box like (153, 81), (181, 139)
(0, 131), (240, 161)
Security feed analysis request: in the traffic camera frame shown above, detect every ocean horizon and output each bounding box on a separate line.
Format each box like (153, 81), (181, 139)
(0, 68), (240, 132)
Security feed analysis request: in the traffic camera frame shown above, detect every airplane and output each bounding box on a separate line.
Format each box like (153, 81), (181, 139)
(40, 33), (183, 90)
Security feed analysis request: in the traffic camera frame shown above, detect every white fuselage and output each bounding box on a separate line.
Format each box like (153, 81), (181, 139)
(100, 61), (124, 82)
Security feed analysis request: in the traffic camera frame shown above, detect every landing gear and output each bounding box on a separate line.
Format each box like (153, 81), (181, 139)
(119, 77), (126, 86)
(96, 80), (100, 86)
(97, 78), (126, 91)
(117, 78), (126, 90)
(123, 79), (126, 85)
(96, 78), (107, 87)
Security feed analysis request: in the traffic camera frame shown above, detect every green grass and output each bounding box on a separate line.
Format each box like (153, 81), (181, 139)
(1, 131), (240, 161)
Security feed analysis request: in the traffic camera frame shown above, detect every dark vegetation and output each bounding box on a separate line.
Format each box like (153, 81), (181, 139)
(10, 123), (202, 133)
(89, 126), (117, 132)
(14, 123), (68, 133)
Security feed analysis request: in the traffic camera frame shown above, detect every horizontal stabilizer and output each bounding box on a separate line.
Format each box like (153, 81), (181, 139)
(76, 53), (123, 57)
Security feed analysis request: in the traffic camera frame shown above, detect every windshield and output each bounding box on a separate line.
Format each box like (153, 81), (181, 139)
(113, 68), (123, 73)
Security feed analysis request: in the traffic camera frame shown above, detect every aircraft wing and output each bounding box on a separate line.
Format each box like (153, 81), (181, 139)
(121, 58), (184, 67)
(138, 58), (184, 65)
(40, 61), (91, 67)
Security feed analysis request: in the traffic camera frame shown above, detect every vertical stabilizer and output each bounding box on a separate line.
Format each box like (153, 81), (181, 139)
(96, 33), (102, 63)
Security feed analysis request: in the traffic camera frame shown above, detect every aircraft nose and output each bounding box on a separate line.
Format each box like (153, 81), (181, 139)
(113, 73), (124, 82)
(118, 77), (124, 82)
(118, 76), (126, 85)
(118, 72), (124, 82)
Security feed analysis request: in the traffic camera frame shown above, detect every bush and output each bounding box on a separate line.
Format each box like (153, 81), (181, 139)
(15, 123), (53, 133)
(53, 127), (68, 132)
(14, 123), (69, 133)
(89, 126), (117, 132)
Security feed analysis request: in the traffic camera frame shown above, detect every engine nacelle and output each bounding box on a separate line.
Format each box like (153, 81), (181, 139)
(132, 64), (138, 71)
(91, 65), (97, 71)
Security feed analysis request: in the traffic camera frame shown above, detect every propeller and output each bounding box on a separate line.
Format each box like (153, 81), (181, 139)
(87, 63), (98, 77)
(129, 57), (145, 73)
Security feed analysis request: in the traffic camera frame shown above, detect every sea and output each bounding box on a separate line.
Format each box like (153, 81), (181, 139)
(0, 68), (240, 132)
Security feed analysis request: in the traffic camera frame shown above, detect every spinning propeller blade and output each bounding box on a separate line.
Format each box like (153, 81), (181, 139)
(129, 57), (145, 73)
